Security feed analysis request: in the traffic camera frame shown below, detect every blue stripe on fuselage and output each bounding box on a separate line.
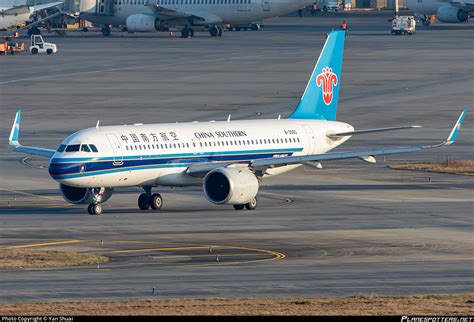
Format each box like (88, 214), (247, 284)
(48, 148), (303, 179)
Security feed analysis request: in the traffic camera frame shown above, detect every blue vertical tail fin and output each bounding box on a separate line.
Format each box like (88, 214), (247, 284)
(288, 30), (345, 120)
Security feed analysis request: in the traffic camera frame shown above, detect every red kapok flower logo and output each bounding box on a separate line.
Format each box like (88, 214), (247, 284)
(316, 67), (338, 106)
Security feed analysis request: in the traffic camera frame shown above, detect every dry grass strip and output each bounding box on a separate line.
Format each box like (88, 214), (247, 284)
(0, 249), (109, 269)
(390, 160), (474, 176)
(1, 295), (473, 315)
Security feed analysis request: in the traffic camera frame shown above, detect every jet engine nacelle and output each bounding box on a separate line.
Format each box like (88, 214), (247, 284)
(126, 14), (160, 32)
(60, 184), (113, 204)
(203, 168), (259, 205)
(436, 5), (469, 23)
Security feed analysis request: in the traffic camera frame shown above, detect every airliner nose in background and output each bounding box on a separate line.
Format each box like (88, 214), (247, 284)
(78, 0), (312, 37)
(405, 0), (472, 25)
(9, 30), (467, 215)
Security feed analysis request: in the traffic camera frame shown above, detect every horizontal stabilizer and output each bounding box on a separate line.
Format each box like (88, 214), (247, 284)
(327, 125), (421, 138)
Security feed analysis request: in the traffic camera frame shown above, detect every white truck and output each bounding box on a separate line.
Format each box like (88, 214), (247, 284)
(314, 0), (340, 11)
(321, 0), (340, 11)
(391, 16), (416, 35)
(29, 35), (57, 55)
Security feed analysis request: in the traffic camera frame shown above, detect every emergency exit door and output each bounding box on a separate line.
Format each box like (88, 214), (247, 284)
(302, 124), (316, 154)
(262, 0), (270, 11)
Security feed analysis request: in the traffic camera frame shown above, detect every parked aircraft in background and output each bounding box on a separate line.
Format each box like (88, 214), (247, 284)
(8, 30), (467, 215)
(78, 0), (312, 37)
(406, 0), (472, 24)
(0, 1), (63, 30)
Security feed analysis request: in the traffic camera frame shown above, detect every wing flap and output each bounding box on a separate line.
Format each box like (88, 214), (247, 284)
(327, 125), (421, 138)
(1, 5), (30, 15)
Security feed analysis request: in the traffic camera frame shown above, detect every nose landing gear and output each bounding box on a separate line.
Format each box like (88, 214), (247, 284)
(87, 203), (103, 215)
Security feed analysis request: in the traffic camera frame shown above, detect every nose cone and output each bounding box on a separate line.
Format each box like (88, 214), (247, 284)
(48, 157), (82, 182)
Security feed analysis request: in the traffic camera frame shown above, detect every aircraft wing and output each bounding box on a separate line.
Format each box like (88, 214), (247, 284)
(186, 109), (467, 178)
(145, 0), (223, 24)
(9, 110), (55, 158)
(32, 1), (64, 13)
(0, 5), (30, 15)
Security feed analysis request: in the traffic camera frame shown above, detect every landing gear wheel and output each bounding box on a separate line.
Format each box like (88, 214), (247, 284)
(250, 23), (260, 31)
(189, 28), (195, 37)
(102, 26), (111, 37)
(181, 27), (190, 38)
(138, 193), (151, 210)
(245, 197), (257, 210)
(209, 26), (219, 37)
(88, 204), (102, 215)
(233, 204), (245, 210)
(93, 204), (102, 215)
(150, 193), (163, 210)
(217, 26), (223, 36)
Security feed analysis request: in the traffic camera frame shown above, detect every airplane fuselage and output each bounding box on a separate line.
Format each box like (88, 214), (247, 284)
(80, 0), (311, 26)
(48, 118), (352, 188)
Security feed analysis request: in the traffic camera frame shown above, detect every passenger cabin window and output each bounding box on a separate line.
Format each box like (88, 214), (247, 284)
(65, 144), (80, 152)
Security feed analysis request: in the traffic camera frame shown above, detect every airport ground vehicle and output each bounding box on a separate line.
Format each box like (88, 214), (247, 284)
(321, 0), (340, 11)
(226, 23), (261, 31)
(29, 35), (57, 55)
(0, 36), (26, 55)
(391, 16), (416, 34)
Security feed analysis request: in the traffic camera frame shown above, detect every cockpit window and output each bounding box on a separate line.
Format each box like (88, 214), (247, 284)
(57, 144), (66, 152)
(65, 144), (80, 152)
(81, 144), (91, 152)
(90, 144), (98, 152)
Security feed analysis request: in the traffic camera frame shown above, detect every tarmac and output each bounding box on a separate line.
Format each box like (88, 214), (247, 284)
(0, 12), (473, 303)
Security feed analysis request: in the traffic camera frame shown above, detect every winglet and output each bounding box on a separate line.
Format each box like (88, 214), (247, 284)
(445, 108), (468, 145)
(9, 110), (21, 146)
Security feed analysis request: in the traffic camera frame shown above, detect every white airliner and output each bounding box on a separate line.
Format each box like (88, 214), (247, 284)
(9, 30), (467, 215)
(79, 0), (312, 37)
(406, 0), (472, 24)
(0, 1), (63, 30)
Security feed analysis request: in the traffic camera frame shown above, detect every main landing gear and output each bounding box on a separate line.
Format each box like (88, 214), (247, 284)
(102, 25), (111, 37)
(138, 186), (163, 211)
(209, 25), (223, 37)
(181, 26), (195, 38)
(232, 197), (258, 211)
